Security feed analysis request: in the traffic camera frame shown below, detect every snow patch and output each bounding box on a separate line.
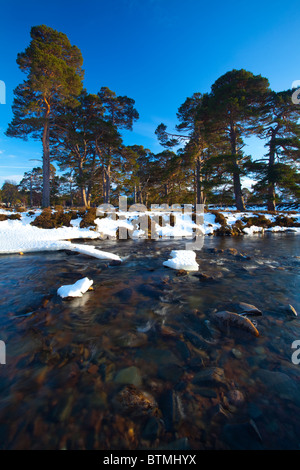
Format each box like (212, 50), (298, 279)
(163, 250), (199, 271)
(57, 277), (93, 298)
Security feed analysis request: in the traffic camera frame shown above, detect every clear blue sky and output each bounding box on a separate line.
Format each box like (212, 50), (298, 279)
(0, 0), (299, 187)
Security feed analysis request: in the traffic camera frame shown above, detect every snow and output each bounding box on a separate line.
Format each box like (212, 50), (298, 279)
(57, 277), (93, 298)
(0, 216), (121, 260)
(0, 207), (299, 261)
(163, 250), (199, 271)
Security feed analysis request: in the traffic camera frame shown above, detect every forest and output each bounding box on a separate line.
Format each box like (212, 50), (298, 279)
(2, 24), (300, 212)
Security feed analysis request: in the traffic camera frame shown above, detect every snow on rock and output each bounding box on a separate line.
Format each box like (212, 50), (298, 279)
(163, 250), (199, 271)
(57, 277), (93, 298)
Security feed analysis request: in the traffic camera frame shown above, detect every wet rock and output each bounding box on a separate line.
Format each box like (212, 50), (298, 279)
(159, 324), (178, 338)
(156, 437), (191, 450)
(254, 369), (300, 404)
(175, 340), (191, 363)
(184, 331), (210, 350)
(221, 422), (264, 450)
(193, 387), (218, 398)
(114, 366), (142, 386)
(99, 362), (116, 382)
(287, 304), (297, 317)
(159, 389), (185, 432)
(233, 302), (262, 316)
(192, 272), (219, 282)
(138, 284), (162, 299)
(109, 259), (122, 266)
(192, 367), (226, 387)
(115, 331), (148, 348)
(115, 288), (133, 302)
(189, 356), (205, 370)
(226, 248), (238, 256)
(176, 269), (188, 276)
(115, 385), (158, 417)
(141, 416), (161, 441)
(212, 310), (259, 337)
(224, 389), (245, 410)
(231, 348), (243, 359)
(157, 363), (183, 383)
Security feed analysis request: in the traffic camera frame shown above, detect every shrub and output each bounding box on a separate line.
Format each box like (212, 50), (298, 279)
(31, 208), (55, 228)
(242, 214), (272, 228)
(273, 215), (300, 227)
(210, 210), (227, 226)
(31, 208), (72, 229)
(9, 213), (21, 220)
(79, 207), (97, 228)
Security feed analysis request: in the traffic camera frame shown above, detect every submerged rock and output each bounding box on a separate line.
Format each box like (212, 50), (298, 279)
(212, 310), (259, 337)
(115, 385), (158, 417)
(114, 366), (142, 386)
(159, 389), (185, 432)
(287, 304), (298, 317)
(192, 367), (226, 387)
(234, 302), (262, 316)
(254, 369), (300, 403)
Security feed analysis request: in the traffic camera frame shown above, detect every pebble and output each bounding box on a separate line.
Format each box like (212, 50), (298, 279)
(115, 385), (158, 417)
(114, 366), (142, 386)
(192, 367), (226, 387)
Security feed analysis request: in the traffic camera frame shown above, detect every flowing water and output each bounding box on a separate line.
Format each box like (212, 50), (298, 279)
(0, 233), (299, 450)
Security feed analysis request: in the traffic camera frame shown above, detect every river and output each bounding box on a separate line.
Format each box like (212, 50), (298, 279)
(0, 233), (299, 449)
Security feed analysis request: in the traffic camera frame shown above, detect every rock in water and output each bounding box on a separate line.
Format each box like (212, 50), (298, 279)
(159, 390), (185, 432)
(114, 366), (142, 386)
(236, 302), (262, 316)
(192, 367), (227, 387)
(212, 310), (259, 337)
(288, 304), (298, 317)
(115, 385), (158, 417)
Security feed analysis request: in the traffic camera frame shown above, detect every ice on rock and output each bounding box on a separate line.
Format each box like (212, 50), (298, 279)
(163, 250), (199, 271)
(57, 277), (93, 298)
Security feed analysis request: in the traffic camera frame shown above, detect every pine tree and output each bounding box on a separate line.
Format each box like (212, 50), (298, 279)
(253, 90), (300, 209)
(6, 25), (84, 207)
(206, 69), (270, 210)
(97, 87), (139, 203)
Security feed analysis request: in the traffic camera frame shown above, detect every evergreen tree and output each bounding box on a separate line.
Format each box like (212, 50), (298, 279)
(51, 90), (117, 207)
(6, 25), (84, 207)
(252, 90), (300, 209)
(97, 87), (139, 203)
(205, 69), (270, 210)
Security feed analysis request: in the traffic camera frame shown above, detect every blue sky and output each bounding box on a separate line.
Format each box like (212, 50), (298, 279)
(0, 0), (299, 187)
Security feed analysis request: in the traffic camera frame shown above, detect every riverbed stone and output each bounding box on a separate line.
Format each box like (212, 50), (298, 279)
(114, 366), (142, 386)
(254, 369), (300, 404)
(192, 367), (226, 387)
(115, 385), (158, 417)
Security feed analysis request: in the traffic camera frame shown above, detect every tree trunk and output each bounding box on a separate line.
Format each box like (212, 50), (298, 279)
(195, 154), (206, 205)
(42, 116), (51, 208)
(230, 125), (246, 211)
(102, 166), (110, 204)
(267, 134), (276, 211)
(106, 164), (111, 204)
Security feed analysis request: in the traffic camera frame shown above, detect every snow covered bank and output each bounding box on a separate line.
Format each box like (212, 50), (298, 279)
(0, 213), (121, 260)
(0, 207), (299, 260)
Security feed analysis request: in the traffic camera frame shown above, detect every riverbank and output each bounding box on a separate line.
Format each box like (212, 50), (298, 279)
(0, 207), (299, 258)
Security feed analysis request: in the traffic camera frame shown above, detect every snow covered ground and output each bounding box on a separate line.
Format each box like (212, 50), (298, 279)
(0, 208), (299, 262)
